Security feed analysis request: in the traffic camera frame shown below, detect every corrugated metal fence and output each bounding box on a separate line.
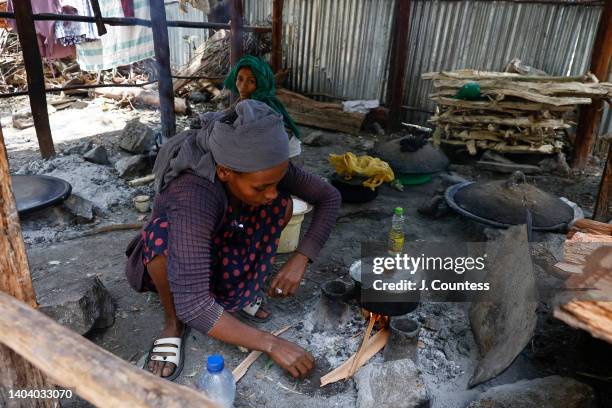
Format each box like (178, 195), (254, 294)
(243, 0), (609, 136)
(165, 1), (209, 69)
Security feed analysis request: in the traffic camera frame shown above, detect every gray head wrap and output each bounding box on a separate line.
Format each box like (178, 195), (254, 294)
(154, 99), (290, 192)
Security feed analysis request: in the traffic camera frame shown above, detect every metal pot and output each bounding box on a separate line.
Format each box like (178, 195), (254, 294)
(349, 260), (419, 316)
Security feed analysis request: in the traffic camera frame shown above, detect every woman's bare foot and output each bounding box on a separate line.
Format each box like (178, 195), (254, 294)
(147, 320), (185, 378)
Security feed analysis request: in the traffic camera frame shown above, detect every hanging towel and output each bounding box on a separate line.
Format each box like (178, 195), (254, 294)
(76, 0), (154, 71)
(7, 0), (74, 59)
(55, 0), (99, 46)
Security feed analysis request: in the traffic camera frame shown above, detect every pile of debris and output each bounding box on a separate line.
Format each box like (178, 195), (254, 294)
(0, 30), (154, 95)
(423, 69), (612, 155)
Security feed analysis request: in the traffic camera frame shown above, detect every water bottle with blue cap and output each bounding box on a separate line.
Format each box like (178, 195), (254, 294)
(196, 354), (236, 407)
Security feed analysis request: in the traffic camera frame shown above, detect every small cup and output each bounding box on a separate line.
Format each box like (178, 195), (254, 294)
(133, 195), (150, 213)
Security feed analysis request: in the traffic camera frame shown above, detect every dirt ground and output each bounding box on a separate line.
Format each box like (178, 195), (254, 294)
(6, 97), (612, 407)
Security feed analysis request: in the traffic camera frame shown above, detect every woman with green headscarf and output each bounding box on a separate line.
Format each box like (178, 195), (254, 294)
(225, 55), (302, 160)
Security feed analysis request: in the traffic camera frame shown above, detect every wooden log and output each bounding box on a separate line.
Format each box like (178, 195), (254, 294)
(128, 174), (155, 187)
(431, 113), (569, 129)
(573, 0), (612, 168)
(320, 328), (389, 387)
(0, 292), (218, 407)
(13, 0), (55, 159)
(91, 87), (187, 113)
(422, 70), (594, 82)
(433, 96), (575, 113)
(149, 0), (176, 138)
(0, 122), (57, 407)
(276, 88), (365, 134)
(430, 89), (592, 106)
(563, 231), (612, 266)
(385, 0), (411, 133)
(271, 0), (284, 72)
(432, 78), (610, 97)
(572, 219), (612, 236)
(594, 143), (612, 221)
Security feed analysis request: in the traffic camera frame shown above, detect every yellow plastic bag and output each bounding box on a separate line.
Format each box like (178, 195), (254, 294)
(328, 152), (395, 190)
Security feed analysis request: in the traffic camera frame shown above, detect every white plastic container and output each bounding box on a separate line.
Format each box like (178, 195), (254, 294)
(277, 197), (312, 254)
(196, 355), (235, 408)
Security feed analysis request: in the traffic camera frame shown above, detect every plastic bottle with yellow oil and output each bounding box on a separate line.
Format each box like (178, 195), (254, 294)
(388, 207), (405, 255)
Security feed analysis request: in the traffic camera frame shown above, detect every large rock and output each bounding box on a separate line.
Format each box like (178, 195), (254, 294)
(354, 358), (429, 408)
(34, 276), (115, 335)
(468, 376), (597, 408)
(65, 140), (94, 156)
(118, 119), (155, 154)
(62, 194), (96, 223)
(83, 145), (110, 165)
(115, 154), (149, 179)
(469, 224), (538, 387)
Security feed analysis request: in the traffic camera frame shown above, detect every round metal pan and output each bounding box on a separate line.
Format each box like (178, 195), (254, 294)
(444, 182), (569, 231)
(11, 175), (72, 215)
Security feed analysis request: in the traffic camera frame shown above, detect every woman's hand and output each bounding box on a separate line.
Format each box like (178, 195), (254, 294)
(267, 336), (315, 378)
(268, 252), (309, 297)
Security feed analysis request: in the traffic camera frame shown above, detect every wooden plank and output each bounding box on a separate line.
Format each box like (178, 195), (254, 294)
(563, 231), (612, 266)
(433, 96), (575, 112)
(572, 218), (612, 236)
(594, 143), (612, 221)
(385, 0), (411, 133)
(431, 113), (570, 129)
(149, 0), (176, 139)
(0, 121), (57, 407)
(573, 0), (612, 168)
(271, 0), (284, 72)
(430, 90), (591, 106)
(432, 78), (610, 97)
(422, 70), (594, 82)
(0, 292), (218, 408)
(13, 0), (55, 159)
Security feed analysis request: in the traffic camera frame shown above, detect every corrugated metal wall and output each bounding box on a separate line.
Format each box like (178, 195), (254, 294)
(165, 1), (209, 69)
(403, 0), (603, 125)
(244, 0), (397, 101)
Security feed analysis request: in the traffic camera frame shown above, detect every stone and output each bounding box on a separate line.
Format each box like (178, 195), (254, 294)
(34, 276), (115, 335)
(62, 194), (95, 223)
(468, 376), (597, 408)
(354, 359), (429, 408)
(83, 145), (110, 165)
(65, 140), (94, 156)
(302, 131), (332, 147)
(71, 100), (88, 109)
(12, 108), (34, 129)
(118, 119), (155, 154)
(469, 225), (538, 387)
(114, 154), (150, 179)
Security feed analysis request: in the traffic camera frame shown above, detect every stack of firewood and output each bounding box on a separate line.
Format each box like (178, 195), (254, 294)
(553, 219), (612, 344)
(422, 70), (612, 155)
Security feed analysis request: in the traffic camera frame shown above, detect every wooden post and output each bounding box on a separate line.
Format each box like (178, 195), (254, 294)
(0, 121), (57, 407)
(0, 292), (219, 408)
(89, 0), (108, 36)
(271, 0), (284, 73)
(229, 0), (244, 67)
(572, 0), (612, 168)
(13, 0), (55, 159)
(385, 0), (411, 133)
(594, 143), (612, 221)
(149, 0), (176, 139)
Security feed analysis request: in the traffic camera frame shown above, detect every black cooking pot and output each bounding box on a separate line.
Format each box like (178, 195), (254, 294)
(330, 173), (379, 204)
(349, 261), (419, 316)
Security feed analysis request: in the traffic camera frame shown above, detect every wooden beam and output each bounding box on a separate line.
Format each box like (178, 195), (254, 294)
(0, 292), (218, 408)
(271, 0), (284, 73)
(572, 0), (612, 168)
(385, 0), (411, 133)
(0, 121), (56, 407)
(594, 143), (612, 221)
(13, 0), (55, 159)
(230, 0), (244, 67)
(149, 0), (176, 139)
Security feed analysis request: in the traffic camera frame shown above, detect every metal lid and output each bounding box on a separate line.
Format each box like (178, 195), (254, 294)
(446, 172), (574, 230)
(371, 135), (449, 174)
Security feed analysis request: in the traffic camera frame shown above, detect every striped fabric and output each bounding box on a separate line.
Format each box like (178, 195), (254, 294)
(76, 0), (154, 71)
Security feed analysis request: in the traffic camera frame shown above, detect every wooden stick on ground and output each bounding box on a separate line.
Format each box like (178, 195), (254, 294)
(348, 315), (375, 377)
(128, 174), (155, 187)
(320, 328), (390, 387)
(232, 326), (290, 382)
